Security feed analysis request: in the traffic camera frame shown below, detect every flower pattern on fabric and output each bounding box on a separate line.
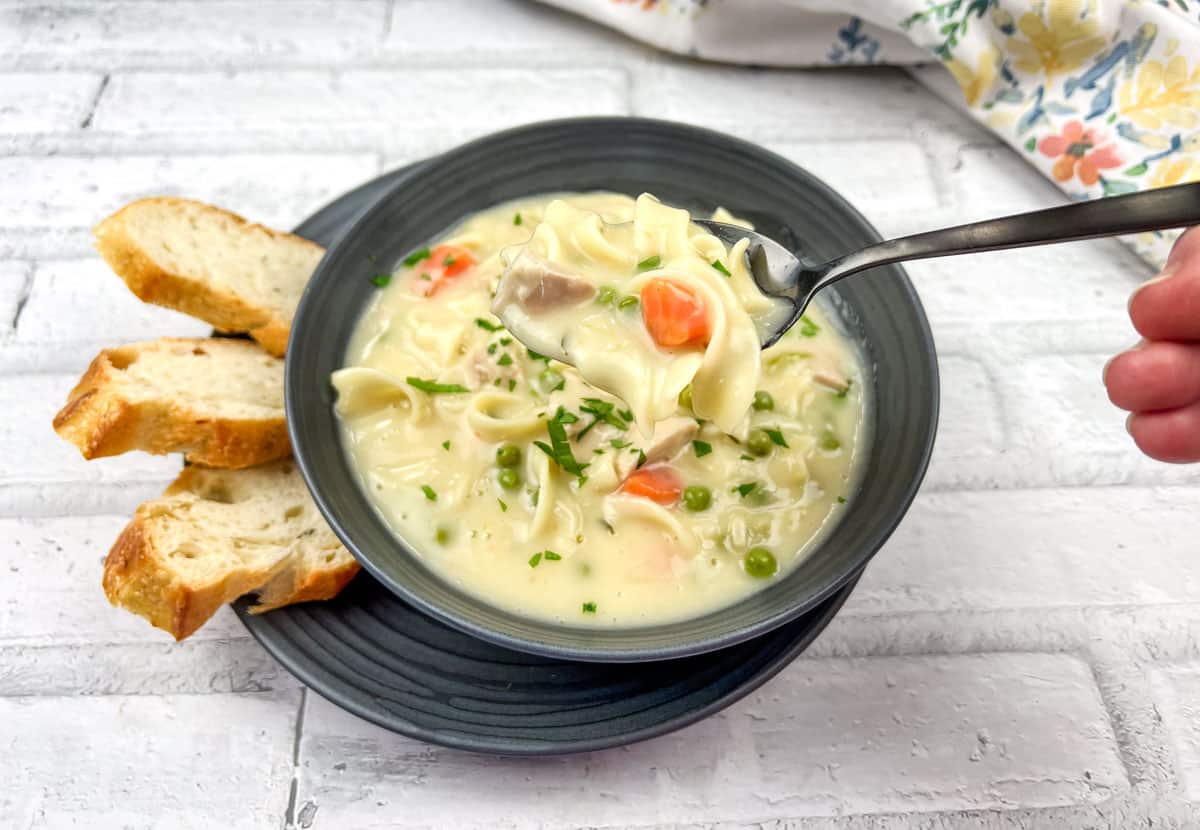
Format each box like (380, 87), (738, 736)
(1038, 120), (1123, 184)
(556, 0), (1200, 268)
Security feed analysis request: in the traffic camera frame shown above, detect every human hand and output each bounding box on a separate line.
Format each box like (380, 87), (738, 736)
(1104, 227), (1200, 463)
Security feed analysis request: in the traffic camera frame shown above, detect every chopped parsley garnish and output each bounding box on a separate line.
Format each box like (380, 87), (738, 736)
(498, 498), (508, 512)
(799, 315), (820, 337)
(543, 551), (562, 561)
(764, 427), (789, 448)
(553, 406), (579, 424)
(618, 407), (634, 422)
(740, 454), (755, 461)
(635, 448), (647, 469)
(692, 440), (713, 458)
(487, 343), (497, 355)
(610, 438), (631, 449)
(582, 601), (597, 614)
(403, 247), (431, 267)
(577, 397), (630, 438)
(528, 552), (542, 568)
(500, 336), (512, 346)
(475, 317), (503, 332)
(733, 482), (758, 498)
(835, 379), (853, 400)
(419, 272), (432, 281)
(507, 378), (517, 392)
(441, 440), (451, 450)
(636, 255), (661, 271)
(370, 273), (392, 288)
(406, 377), (469, 394)
(837, 496), (847, 504)
(497, 353), (514, 366)
(527, 349), (550, 362)
(443, 254), (457, 266)
(711, 259), (731, 276)
(421, 485), (437, 501)
(534, 410), (589, 482)
(513, 212), (523, 226)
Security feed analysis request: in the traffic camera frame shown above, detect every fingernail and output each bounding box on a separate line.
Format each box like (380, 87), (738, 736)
(1129, 264), (1178, 312)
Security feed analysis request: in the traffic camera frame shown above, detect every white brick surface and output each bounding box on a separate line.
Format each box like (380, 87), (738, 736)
(0, 691), (299, 828)
(0, 2), (390, 69)
(0, 152), (380, 258)
(297, 653), (1125, 826)
(2, 3), (1198, 828)
(0, 72), (103, 133)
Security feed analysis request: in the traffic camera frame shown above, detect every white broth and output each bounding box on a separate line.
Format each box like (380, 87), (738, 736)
(333, 192), (866, 627)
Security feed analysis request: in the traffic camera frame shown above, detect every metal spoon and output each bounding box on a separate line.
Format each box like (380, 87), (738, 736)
(695, 180), (1200, 348)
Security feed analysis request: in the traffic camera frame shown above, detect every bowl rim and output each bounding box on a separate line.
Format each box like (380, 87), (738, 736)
(286, 115), (940, 661)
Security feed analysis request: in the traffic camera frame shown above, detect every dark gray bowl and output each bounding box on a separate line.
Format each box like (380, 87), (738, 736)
(287, 117), (938, 662)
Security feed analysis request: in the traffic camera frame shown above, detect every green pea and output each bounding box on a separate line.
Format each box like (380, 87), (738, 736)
(596, 286), (617, 306)
(538, 367), (565, 393)
(752, 390), (774, 411)
(678, 384), (693, 411)
(497, 468), (521, 490)
(617, 295), (639, 311)
(683, 485), (712, 512)
(743, 547), (778, 578)
(435, 526), (451, 545)
(747, 429), (774, 457)
(496, 444), (521, 468)
(820, 429), (841, 451)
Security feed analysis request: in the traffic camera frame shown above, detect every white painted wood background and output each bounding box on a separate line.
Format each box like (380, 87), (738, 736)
(1, 2), (1199, 828)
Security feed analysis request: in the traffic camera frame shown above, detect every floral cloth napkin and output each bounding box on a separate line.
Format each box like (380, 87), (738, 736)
(540, 0), (1200, 269)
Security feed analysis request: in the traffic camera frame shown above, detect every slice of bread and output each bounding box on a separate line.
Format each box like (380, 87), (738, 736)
(53, 337), (289, 469)
(104, 460), (359, 640)
(93, 198), (325, 356)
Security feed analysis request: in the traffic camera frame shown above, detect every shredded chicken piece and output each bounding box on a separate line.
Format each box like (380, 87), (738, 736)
(492, 252), (596, 314)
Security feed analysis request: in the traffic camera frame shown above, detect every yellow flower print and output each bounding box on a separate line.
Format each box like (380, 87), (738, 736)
(1007, 0), (1108, 77)
(946, 46), (999, 106)
(1118, 55), (1200, 131)
(1148, 155), (1200, 189)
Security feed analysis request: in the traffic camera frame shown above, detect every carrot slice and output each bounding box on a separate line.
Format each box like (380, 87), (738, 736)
(640, 279), (710, 348)
(620, 465), (682, 506)
(413, 244), (476, 296)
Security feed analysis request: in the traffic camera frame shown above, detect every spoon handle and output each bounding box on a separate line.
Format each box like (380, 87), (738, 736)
(816, 181), (1200, 286)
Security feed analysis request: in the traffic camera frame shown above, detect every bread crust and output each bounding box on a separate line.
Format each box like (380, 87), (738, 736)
(93, 198), (323, 357)
(103, 465), (359, 640)
(52, 339), (290, 469)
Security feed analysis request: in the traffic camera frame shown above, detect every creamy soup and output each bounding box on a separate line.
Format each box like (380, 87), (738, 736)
(332, 193), (866, 627)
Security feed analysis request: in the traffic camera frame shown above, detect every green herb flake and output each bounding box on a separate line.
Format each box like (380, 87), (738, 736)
(497, 353), (514, 366)
(635, 448), (647, 469)
(498, 498), (508, 512)
(527, 349), (550, 362)
(543, 551), (562, 561)
(475, 318), (503, 332)
(441, 440), (451, 450)
(836, 496), (847, 504)
(507, 378), (517, 392)
(739, 454), (755, 461)
(578, 397), (629, 438)
(834, 379), (853, 400)
(403, 247), (431, 267)
(443, 254), (457, 266)
(513, 212), (523, 226)
(533, 411), (590, 481)
(711, 259), (731, 276)
(733, 482), (758, 498)
(618, 408), (634, 422)
(406, 377), (469, 394)
(799, 316), (820, 337)
(528, 552), (543, 568)
(487, 343), (497, 355)
(499, 336), (512, 346)
(692, 440), (713, 458)
(610, 438), (631, 449)
(582, 601), (597, 614)
(370, 273), (392, 288)
(421, 484), (438, 502)
(636, 255), (661, 272)
(419, 272), (432, 281)
(764, 427), (789, 448)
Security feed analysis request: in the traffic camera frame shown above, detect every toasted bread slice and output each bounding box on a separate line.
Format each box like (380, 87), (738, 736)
(104, 461), (359, 640)
(53, 337), (289, 469)
(93, 198), (325, 356)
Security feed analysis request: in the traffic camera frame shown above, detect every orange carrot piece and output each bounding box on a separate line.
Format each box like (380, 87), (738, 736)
(413, 244), (476, 296)
(640, 279), (710, 348)
(620, 465), (683, 506)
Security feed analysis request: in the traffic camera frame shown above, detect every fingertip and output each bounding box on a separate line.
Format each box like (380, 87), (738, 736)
(1127, 401), (1200, 464)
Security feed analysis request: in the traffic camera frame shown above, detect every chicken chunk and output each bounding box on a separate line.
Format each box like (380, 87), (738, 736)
(615, 416), (699, 479)
(492, 252), (596, 315)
